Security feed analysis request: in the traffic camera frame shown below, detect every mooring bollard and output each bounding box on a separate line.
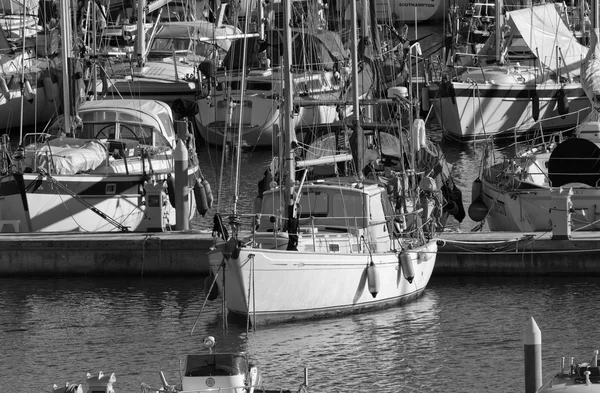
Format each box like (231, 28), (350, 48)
(174, 139), (189, 230)
(524, 317), (543, 393)
(550, 187), (573, 240)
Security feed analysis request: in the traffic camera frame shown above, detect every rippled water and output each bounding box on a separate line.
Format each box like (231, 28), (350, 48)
(3, 276), (600, 393)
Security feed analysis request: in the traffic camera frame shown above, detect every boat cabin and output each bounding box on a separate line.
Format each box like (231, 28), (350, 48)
(256, 178), (394, 252)
(181, 353), (252, 392)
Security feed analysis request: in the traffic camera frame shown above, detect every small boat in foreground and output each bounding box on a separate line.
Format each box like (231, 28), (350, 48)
(537, 353), (600, 392)
(141, 336), (263, 393)
(52, 336), (306, 393)
(524, 317), (600, 393)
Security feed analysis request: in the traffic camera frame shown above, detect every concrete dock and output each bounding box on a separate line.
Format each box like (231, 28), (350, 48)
(0, 230), (599, 276)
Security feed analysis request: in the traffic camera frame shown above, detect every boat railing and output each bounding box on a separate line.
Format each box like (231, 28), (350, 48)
(246, 207), (430, 251)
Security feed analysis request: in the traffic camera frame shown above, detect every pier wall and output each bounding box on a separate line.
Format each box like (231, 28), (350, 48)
(1, 231), (599, 276)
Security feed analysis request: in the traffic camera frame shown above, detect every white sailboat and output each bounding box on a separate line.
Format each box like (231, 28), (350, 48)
(428, 2), (591, 142)
(467, 9), (600, 232)
(102, 0), (240, 104)
(206, 0), (437, 325)
(194, 4), (350, 149)
(0, 1), (210, 233)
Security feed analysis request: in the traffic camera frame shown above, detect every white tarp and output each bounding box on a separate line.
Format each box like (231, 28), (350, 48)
(33, 141), (108, 175)
(507, 3), (588, 77)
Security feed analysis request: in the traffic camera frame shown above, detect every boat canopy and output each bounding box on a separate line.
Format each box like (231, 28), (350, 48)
(506, 4), (588, 77)
(46, 100), (176, 149)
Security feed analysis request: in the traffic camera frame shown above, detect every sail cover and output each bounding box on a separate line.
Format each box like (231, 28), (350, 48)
(507, 3), (588, 77)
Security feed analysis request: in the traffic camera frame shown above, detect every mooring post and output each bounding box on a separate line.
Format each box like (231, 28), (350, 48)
(550, 187), (573, 240)
(524, 317), (543, 393)
(174, 139), (189, 230)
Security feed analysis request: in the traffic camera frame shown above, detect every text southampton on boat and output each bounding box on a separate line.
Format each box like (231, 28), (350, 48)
(0, 0), (213, 233)
(197, 0), (458, 327)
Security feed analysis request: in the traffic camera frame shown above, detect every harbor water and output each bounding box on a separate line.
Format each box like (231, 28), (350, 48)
(3, 275), (600, 393)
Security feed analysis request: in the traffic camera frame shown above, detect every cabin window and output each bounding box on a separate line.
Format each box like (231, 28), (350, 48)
(246, 81), (273, 91)
(184, 354), (248, 377)
(332, 192), (363, 220)
(298, 191), (328, 217)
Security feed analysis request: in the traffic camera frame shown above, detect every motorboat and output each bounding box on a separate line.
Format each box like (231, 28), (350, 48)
(141, 336), (262, 393)
(524, 317), (600, 392)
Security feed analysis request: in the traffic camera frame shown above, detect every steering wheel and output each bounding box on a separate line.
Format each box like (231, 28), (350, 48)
(95, 124), (140, 141)
(95, 125), (116, 139)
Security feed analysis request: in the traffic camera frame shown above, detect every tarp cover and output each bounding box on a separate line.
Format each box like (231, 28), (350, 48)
(34, 140), (108, 175)
(507, 4), (588, 77)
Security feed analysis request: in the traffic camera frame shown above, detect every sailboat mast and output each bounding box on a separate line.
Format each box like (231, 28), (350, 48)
(351, 0), (363, 176)
(495, 0), (503, 63)
(283, 0), (296, 220)
(137, 0), (146, 67)
(59, 0), (72, 133)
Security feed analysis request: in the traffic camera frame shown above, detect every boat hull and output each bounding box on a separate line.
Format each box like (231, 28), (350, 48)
(208, 239), (437, 324)
(429, 80), (590, 142)
(481, 173), (600, 232)
(0, 168), (198, 233)
(105, 62), (198, 104)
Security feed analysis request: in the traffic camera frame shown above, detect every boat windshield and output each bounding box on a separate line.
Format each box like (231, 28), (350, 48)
(184, 354), (248, 377)
(46, 111), (172, 148)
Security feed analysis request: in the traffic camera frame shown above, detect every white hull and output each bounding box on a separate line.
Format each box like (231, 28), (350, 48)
(106, 61), (197, 103)
(429, 79), (590, 142)
(209, 238), (437, 324)
(0, 170), (198, 232)
(481, 176), (600, 232)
